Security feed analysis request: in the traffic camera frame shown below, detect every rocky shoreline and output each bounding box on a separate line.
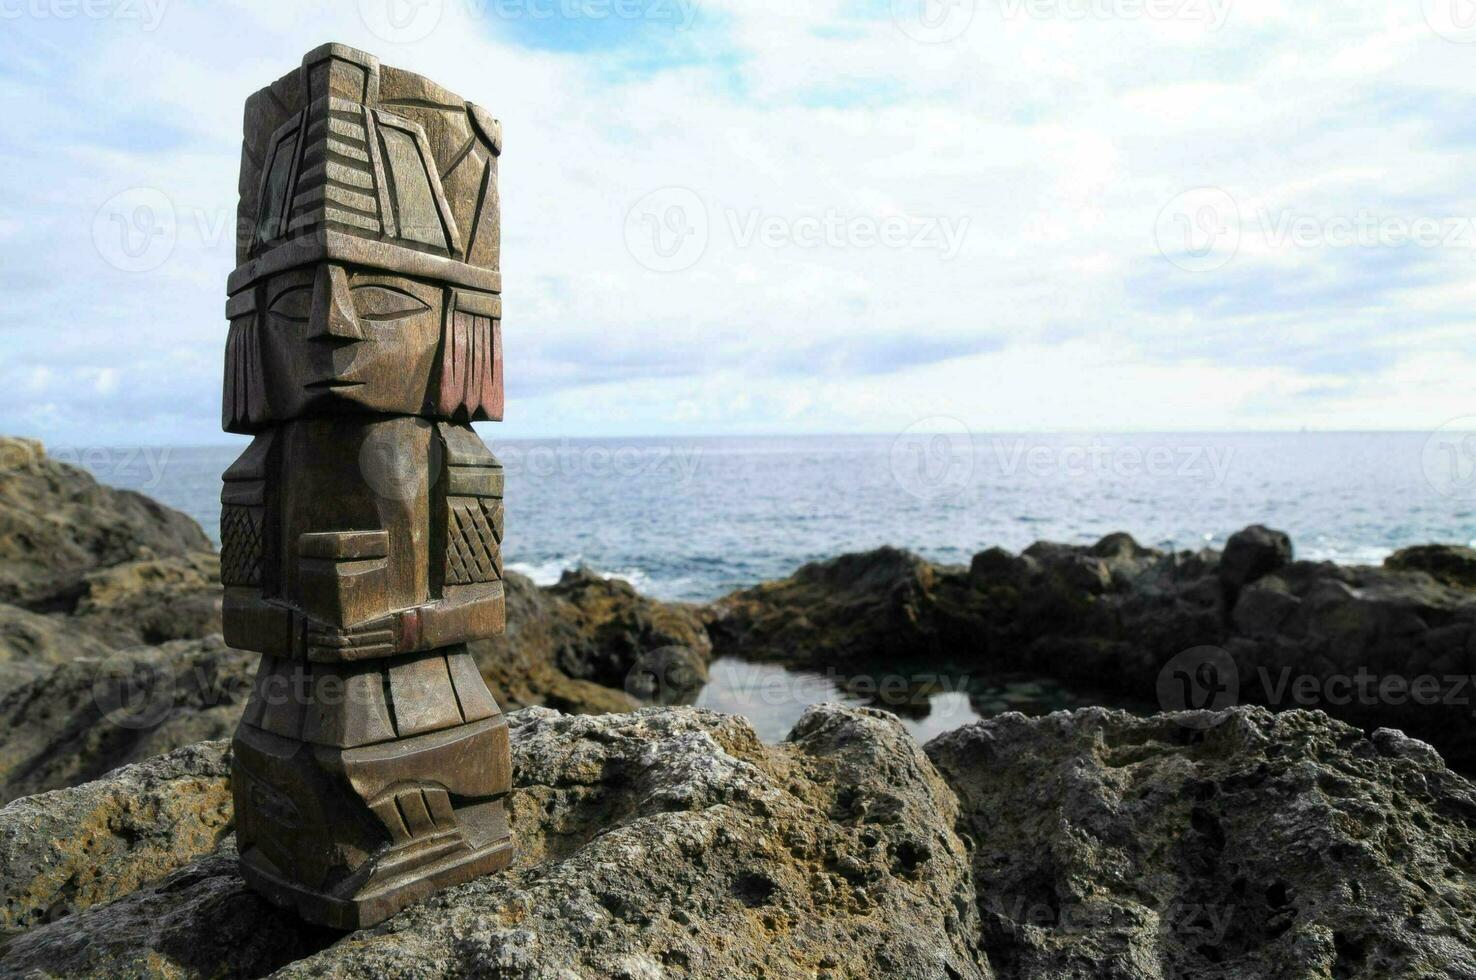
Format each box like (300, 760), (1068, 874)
(710, 526), (1476, 773)
(2, 435), (1475, 977)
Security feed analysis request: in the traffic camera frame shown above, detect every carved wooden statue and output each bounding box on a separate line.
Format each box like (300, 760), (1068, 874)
(220, 43), (511, 929)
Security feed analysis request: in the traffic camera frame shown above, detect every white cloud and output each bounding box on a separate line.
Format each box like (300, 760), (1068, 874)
(0, 0), (1472, 446)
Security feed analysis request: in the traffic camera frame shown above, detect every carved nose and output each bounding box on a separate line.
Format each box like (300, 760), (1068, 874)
(308, 265), (366, 341)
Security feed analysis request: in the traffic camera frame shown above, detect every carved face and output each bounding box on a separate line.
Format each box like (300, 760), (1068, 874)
(255, 263), (444, 418)
(224, 260), (502, 432)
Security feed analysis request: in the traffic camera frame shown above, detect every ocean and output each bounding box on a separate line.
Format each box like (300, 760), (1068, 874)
(68, 430), (1474, 741)
(73, 431), (1474, 602)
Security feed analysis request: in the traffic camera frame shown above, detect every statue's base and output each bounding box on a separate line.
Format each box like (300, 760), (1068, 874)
(239, 827), (514, 930)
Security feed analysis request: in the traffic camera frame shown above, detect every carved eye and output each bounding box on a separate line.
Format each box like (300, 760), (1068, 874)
(267, 286), (313, 323)
(352, 285), (430, 322)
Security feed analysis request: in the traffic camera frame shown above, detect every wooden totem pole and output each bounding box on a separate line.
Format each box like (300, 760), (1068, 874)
(219, 43), (511, 929)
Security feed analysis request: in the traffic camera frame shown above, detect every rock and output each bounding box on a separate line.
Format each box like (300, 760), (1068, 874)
(6, 706), (1476, 979)
(709, 546), (957, 669)
(1088, 531), (1153, 563)
(926, 707), (1476, 979)
(622, 643), (710, 704)
(544, 567), (712, 689)
(0, 636), (254, 804)
(0, 438), (211, 611)
(0, 603), (114, 696)
(1230, 577), (1301, 637)
(68, 553), (223, 648)
(0, 741), (232, 933)
(711, 531), (1476, 774)
(0, 851), (337, 978)
(472, 569), (710, 716)
(471, 571), (640, 716)
(1386, 544), (1476, 590)
(968, 546), (1036, 589)
(1219, 524), (1293, 590)
(0, 705), (985, 979)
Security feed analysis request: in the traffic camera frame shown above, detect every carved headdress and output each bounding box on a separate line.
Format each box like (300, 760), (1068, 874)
(224, 43), (503, 431)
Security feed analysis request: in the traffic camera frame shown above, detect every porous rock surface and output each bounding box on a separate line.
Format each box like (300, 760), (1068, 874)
(0, 636), (253, 804)
(927, 707), (1476, 979)
(0, 740), (233, 934)
(4, 706), (1475, 979)
(0, 705), (984, 979)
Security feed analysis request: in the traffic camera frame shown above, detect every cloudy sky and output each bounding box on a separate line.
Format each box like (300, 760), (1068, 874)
(1, 0), (1473, 446)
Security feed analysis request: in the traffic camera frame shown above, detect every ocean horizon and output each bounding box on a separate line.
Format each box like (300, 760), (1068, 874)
(59, 430), (1474, 603)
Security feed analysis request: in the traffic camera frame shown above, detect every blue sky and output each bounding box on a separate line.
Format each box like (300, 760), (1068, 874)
(0, 0), (1474, 447)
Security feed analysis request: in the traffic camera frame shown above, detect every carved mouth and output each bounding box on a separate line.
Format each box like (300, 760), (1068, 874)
(305, 379), (365, 390)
